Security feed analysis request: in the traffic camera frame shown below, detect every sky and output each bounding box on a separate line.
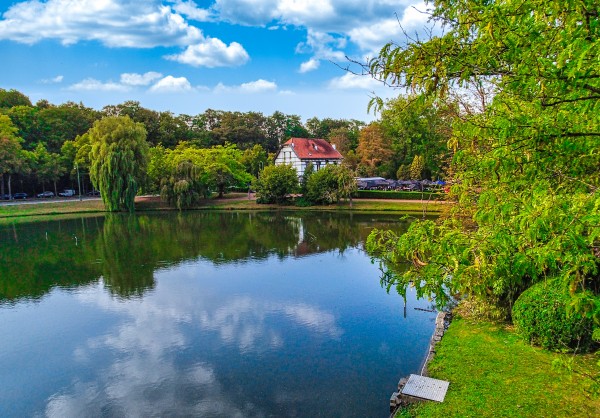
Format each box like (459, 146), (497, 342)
(0, 0), (431, 122)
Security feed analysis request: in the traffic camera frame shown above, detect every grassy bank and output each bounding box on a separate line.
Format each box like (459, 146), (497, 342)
(398, 317), (600, 417)
(0, 194), (443, 225)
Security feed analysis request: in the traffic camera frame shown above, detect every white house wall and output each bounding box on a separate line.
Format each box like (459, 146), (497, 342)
(274, 145), (341, 177)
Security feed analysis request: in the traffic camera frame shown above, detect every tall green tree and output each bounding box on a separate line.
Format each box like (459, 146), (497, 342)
(32, 143), (64, 196)
(88, 116), (149, 212)
(0, 115), (27, 197)
(366, 0), (600, 328)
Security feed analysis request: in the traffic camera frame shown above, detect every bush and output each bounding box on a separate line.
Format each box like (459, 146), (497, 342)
(512, 280), (595, 352)
(254, 164), (298, 204)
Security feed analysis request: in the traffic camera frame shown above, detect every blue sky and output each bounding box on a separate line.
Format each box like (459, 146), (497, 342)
(0, 0), (430, 122)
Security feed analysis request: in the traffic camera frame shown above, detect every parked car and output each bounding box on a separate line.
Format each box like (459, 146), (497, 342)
(1, 194), (12, 200)
(58, 189), (76, 197)
(87, 190), (101, 196)
(13, 192), (28, 199)
(37, 191), (55, 198)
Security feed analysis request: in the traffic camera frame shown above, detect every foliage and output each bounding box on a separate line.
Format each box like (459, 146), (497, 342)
(157, 143), (251, 208)
(409, 155), (425, 180)
(305, 165), (357, 205)
(513, 280), (595, 352)
(356, 122), (394, 177)
(380, 94), (453, 180)
(254, 164), (298, 204)
(161, 160), (206, 210)
(32, 143), (64, 195)
(366, 0), (600, 323)
(0, 115), (28, 196)
(0, 88), (31, 109)
(88, 116), (149, 212)
(241, 144), (268, 179)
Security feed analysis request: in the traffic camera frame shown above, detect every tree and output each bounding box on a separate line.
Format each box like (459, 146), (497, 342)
(380, 94), (453, 180)
(356, 122), (394, 177)
(254, 164), (298, 204)
(161, 160), (206, 210)
(202, 145), (253, 197)
(0, 88), (31, 109)
(32, 143), (64, 196)
(409, 155), (425, 180)
(88, 116), (149, 212)
(241, 144), (268, 178)
(0, 115), (27, 197)
(305, 165), (357, 205)
(365, 0), (600, 329)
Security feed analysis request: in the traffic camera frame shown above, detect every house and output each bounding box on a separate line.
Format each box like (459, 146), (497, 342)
(274, 138), (343, 177)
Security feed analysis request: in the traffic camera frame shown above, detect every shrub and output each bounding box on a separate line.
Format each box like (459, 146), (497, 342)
(254, 164), (298, 204)
(512, 279), (595, 352)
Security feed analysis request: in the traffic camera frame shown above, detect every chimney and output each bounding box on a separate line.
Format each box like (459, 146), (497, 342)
(332, 144), (336, 150)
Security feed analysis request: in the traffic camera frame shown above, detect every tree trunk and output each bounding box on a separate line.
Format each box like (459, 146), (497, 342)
(1, 173), (4, 198)
(7, 174), (12, 198)
(54, 181), (58, 197)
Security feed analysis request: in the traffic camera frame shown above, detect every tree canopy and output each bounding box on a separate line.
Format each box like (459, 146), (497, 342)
(89, 116), (149, 212)
(366, 0), (600, 330)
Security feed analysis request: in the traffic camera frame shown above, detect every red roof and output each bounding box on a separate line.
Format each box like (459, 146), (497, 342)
(284, 138), (343, 160)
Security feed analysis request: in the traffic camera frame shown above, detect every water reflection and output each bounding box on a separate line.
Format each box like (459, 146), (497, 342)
(0, 212), (408, 303)
(0, 212), (433, 418)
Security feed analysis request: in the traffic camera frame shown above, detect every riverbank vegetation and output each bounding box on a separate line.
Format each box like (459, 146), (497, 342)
(0, 195), (443, 226)
(397, 316), (600, 418)
(366, 0), (599, 359)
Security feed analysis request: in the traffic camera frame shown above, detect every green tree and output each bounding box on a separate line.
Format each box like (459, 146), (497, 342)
(161, 159), (206, 210)
(0, 88), (31, 109)
(380, 95), (453, 180)
(32, 143), (64, 196)
(0, 115), (27, 197)
(241, 144), (268, 178)
(254, 164), (298, 204)
(366, 0), (600, 328)
(306, 165), (357, 205)
(88, 116), (149, 212)
(409, 155), (425, 180)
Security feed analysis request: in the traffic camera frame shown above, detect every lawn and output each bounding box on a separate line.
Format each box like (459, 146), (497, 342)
(398, 318), (600, 417)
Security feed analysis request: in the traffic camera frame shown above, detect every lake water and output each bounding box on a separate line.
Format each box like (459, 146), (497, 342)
(0, 211), (437, 418)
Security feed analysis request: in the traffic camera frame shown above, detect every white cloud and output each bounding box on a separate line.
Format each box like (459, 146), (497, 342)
(69, 78), (129, 92)
(149, 76), (193, 93)
(240, 79), (277, 93)
(41, 75), (64, 84)
(165, 38), (249, 68)
(0, 0), (203, 48)
(348, 2), (431, 53)
(328, 73), (382, 90)
(215, 79), (278, 94)
(299, 58), (320, 73)
(170, 0), (212, 22)
(120, 72), (163, 86)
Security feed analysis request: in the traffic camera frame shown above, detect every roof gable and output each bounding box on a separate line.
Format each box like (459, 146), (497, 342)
(284, 138), (343, 160)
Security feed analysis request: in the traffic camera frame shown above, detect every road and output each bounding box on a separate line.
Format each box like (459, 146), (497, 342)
(0, 197), (101, 206)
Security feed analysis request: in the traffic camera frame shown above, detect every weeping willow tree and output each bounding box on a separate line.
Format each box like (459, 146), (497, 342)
(88, 116), (148, 212)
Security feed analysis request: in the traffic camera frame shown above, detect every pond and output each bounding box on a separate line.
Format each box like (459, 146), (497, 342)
(0, 211), (436, 418)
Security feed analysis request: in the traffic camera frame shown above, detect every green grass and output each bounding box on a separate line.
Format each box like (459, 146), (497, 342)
(400, 318), (600, 417)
